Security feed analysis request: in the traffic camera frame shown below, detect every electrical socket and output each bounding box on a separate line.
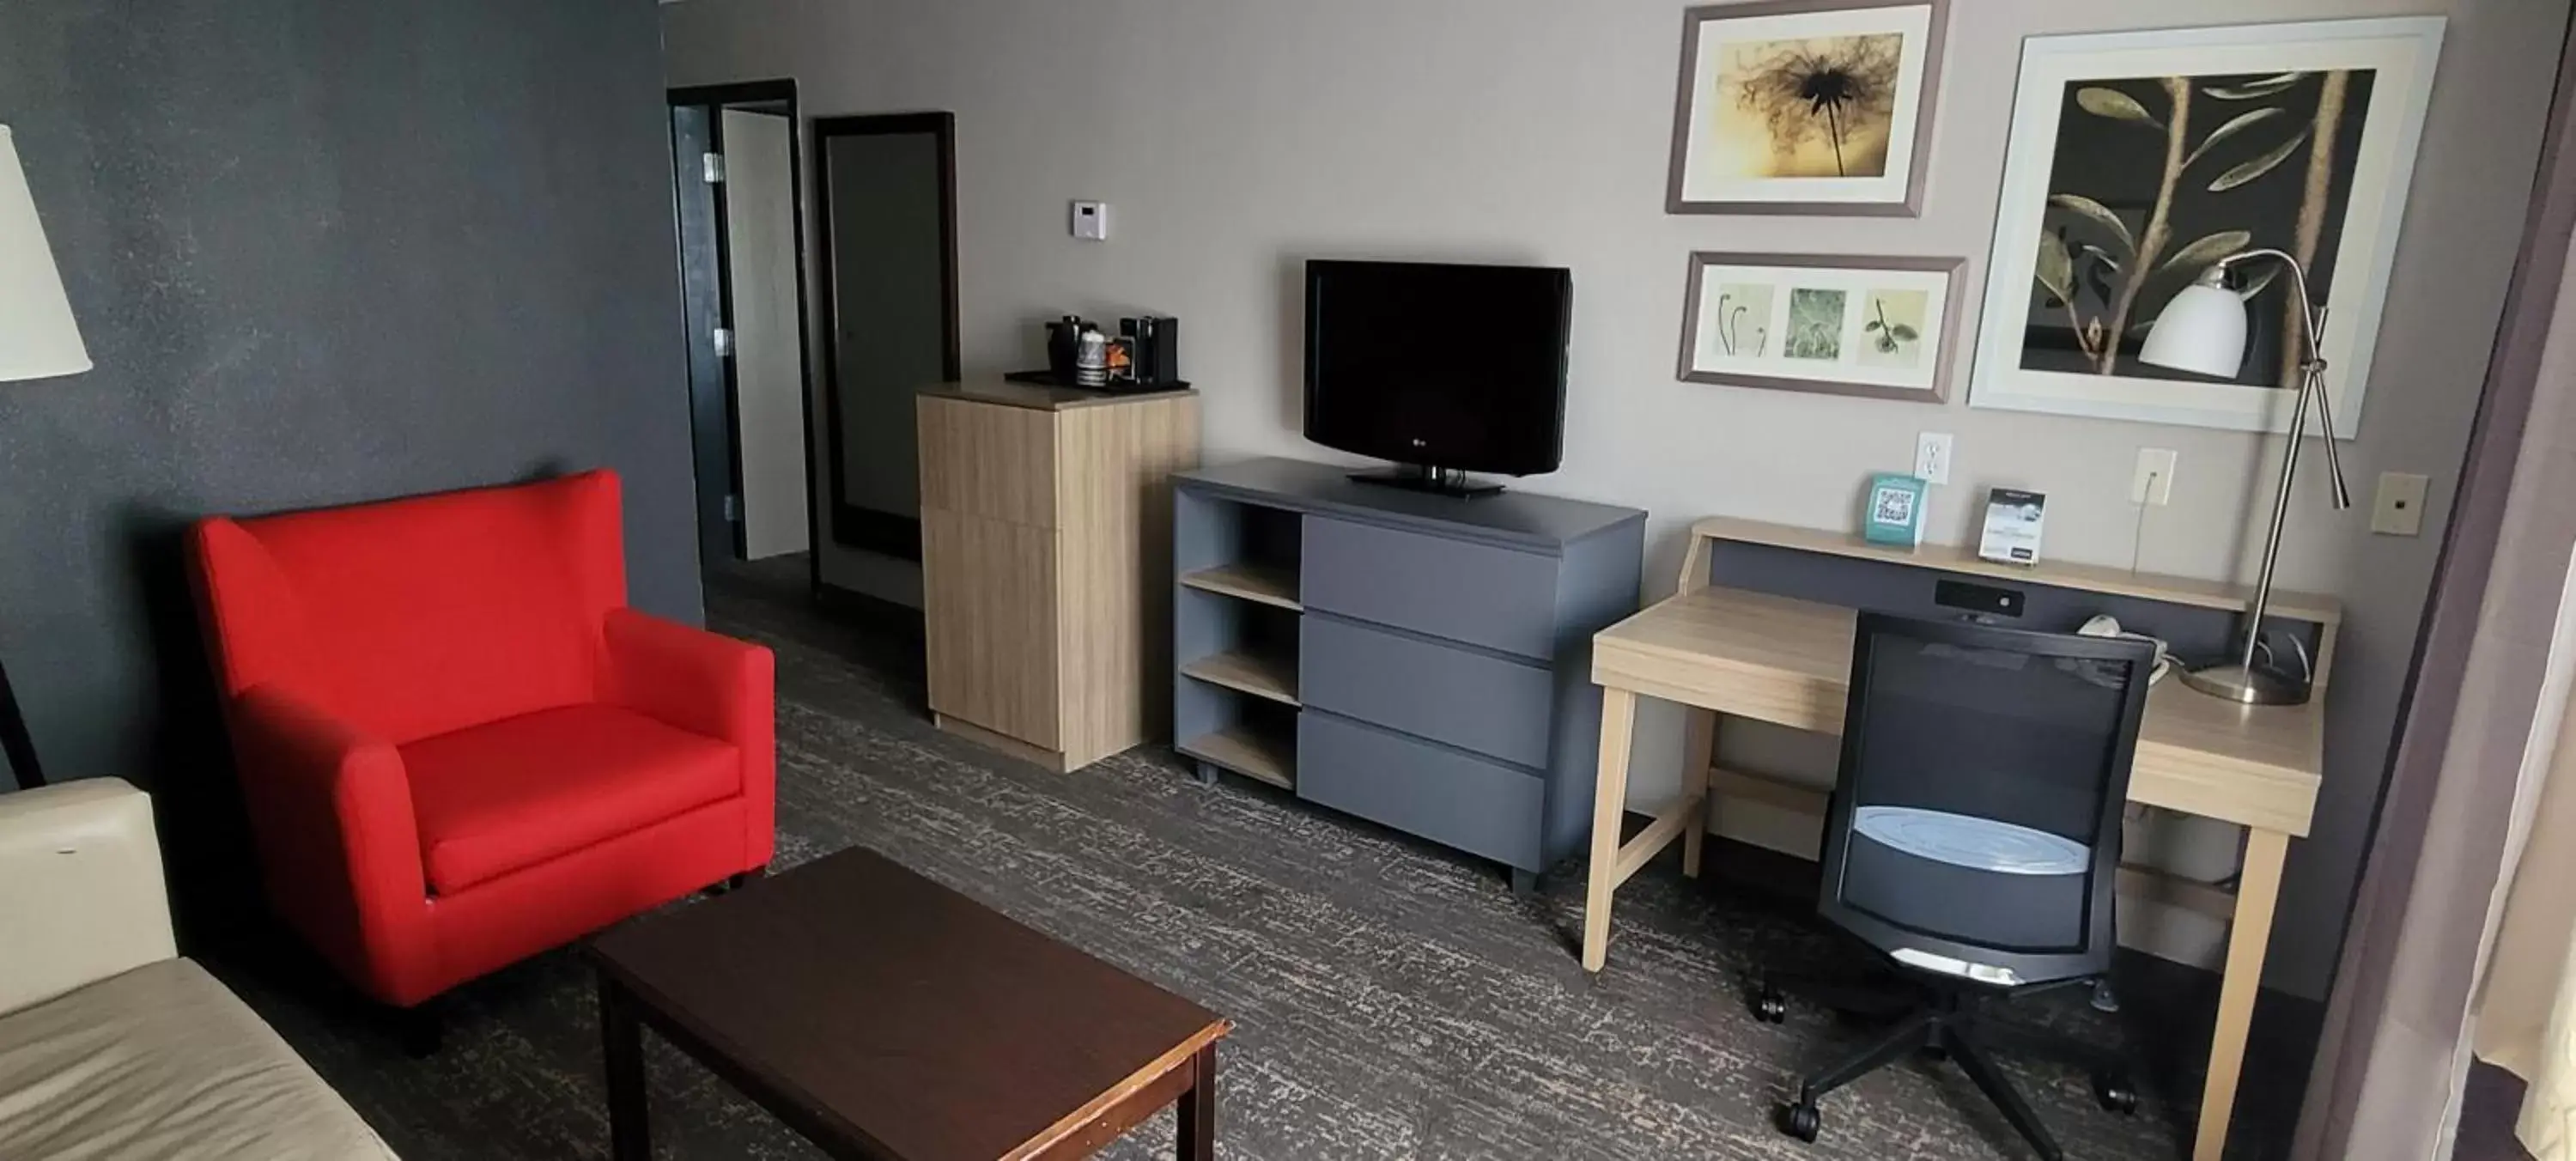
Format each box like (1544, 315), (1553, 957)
(2131, 448), (2178, 507)
(1915, 432), (1953, 486)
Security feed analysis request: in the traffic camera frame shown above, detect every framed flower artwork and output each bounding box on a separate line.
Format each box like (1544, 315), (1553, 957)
(1665, 0), (1951, 216)
(1678, 252), (1965, 402)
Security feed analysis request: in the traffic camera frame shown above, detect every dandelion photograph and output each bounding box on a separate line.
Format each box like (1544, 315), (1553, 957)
(1968, 18), (2445, 434)
(1680, 252), (1963, 403)
(1668, 0), (1948, 216)
(1712, 33), (1903, 179)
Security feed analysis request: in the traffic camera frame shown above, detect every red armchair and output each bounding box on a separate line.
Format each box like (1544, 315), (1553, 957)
(187, 470), (775, 1013)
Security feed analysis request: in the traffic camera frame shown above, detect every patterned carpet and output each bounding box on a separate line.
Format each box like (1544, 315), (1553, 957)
(205, 562), (2302, 1160)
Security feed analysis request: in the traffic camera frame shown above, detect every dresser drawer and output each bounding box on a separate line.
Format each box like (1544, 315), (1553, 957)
(1300, 517), (1560, 660)
(1301, 614), (1553, 769)
(1297, 710), (1544, 870)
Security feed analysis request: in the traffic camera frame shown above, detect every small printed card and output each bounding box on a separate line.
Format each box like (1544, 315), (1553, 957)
(1862, 474), (1928, 548)
(1978, 488), (2048, 565)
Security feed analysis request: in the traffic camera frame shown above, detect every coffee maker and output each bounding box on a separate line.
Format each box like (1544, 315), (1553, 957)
(1119, 315), (1181, 388)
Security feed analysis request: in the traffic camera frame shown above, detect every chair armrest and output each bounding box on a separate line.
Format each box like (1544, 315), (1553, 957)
(601, 609), (775, 866)
(601, 609), (773, 745)
(0, 778), (176, 1017)
(228, 685), (429, 999)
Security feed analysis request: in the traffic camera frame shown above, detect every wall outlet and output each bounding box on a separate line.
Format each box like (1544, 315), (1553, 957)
(1914, 432), (1953, 486)
(2131, 448), (2178, 507)
(2372, 472), (2430, 537)
(1071, 200), (1109, 240)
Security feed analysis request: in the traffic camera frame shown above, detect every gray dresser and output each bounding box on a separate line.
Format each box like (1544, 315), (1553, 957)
(1170, 458), (1646, 892)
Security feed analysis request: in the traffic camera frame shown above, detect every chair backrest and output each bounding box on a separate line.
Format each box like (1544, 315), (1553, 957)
(1818, 611), (2156, 989)
(190, 471), (628, 745)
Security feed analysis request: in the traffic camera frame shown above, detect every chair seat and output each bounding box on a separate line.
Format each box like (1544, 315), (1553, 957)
(404, 704), (741, 895)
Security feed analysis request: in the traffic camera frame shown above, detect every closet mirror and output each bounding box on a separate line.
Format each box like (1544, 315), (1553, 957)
(812, 112), (959, 562)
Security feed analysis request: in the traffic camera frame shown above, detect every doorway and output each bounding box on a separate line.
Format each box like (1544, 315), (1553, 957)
(668, 81), (818, 589)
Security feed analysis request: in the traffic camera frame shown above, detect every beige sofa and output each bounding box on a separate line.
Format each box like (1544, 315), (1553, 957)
(0, 778), (397, 1159)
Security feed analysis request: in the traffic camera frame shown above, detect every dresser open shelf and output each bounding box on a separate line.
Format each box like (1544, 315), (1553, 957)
(1176, 721), (1294, 791)
(1178, 562), (1301, 611)
(1178, 649), (1298, 706)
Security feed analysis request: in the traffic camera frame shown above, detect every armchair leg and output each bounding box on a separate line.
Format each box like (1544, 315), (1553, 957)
(719, 865), (769, 893)
(395, 1001), (442, 1059)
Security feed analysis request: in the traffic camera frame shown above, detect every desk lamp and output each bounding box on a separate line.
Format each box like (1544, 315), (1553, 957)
(0, 124), (94, 787)
(2138, 250), (2350, 706)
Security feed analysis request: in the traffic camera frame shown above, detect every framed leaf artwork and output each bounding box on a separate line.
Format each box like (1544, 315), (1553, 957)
(1678, 252), (1965, 402)
(1666, 0), (1951, 216)
(1965, 18), (2445, 434)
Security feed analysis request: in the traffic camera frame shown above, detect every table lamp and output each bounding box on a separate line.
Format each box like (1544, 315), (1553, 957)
(2139, 249), (2351, 706)
(0, 124), (92, 787)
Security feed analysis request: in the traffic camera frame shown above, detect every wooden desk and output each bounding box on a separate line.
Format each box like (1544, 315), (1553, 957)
(1581, 518), (2329, 1161)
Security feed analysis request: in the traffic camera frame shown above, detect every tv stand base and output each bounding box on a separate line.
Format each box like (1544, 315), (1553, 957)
(1346, 464), (1504, 498)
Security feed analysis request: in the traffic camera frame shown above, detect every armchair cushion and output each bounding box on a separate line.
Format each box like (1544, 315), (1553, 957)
(404, 704), (741, 895)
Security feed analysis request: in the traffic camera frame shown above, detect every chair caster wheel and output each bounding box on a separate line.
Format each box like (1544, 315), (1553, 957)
(1919, 1042), (1948, 1061)
(1777, 1099), (1821, 1142)
(1752, 983), (1788, 1024)
(2093, 1072), (2139, 1115)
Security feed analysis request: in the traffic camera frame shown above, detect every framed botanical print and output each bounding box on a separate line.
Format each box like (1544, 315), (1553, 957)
(1666, 0), (1950, 216)
(1678, 252), (1965, 402)
(1965, 18), (2445, 434)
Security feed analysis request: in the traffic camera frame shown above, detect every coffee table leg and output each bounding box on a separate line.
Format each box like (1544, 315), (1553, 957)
(599, 976), (650, 1161)
(1176, 1041), (1217, 1161)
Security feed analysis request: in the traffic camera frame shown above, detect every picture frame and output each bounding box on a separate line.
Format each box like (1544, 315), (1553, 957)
(1666, 0), (1950, 216)
(1965, 17), (2445, 434)
(1678, 252), (1966, 403)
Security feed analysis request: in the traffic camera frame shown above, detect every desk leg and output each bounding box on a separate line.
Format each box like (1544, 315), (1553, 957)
(2192, 827), (2288, 1161)
(1680, 710), (1716, 879)
(1177, 1041), (1217, 1161)
(599, 977), (649, 1161)
(1583, 687), (1638, 973)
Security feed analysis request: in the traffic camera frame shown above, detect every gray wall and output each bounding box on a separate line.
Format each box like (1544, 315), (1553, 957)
(0, 0), (700, 814)
(665, 0), (2568, 998)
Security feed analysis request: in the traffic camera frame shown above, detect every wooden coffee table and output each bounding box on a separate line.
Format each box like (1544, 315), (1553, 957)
(588, 845), (1231, 1160)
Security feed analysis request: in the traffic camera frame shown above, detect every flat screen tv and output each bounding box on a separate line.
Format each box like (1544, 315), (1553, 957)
(1303, 259), (1571, 495)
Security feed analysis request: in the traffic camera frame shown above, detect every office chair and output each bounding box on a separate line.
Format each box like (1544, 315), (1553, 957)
(1753, 611), (2157, 1161)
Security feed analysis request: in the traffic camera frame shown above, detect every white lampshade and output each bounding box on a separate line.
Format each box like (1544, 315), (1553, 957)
(0, 125), (88, 382)
(2138, 280), (2248, 380)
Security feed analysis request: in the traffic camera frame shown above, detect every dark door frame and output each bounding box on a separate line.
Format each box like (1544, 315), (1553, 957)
(667, 79), (823, 596)
(811, 111), (962, 564)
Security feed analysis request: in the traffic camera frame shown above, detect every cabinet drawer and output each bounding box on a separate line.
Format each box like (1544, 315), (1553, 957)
(1300, 518), (1561, 660)
(917, 396), (1057, 527)
(1297, 710), (1544, 870)
(1302, 615), (1552, 769)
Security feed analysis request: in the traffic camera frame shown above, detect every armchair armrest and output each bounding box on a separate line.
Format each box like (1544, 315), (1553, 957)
(0, 779), (176, 1018)
(228, 684), (430, 1002)
(601, 609), (775, 867)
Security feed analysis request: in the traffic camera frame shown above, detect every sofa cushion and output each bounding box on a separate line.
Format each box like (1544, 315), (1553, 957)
(404, 703), (741, 895)
(0, 957), (396, 1160)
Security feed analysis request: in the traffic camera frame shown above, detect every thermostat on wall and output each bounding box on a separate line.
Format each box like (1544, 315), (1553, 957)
(1071, 200), (1109, 241)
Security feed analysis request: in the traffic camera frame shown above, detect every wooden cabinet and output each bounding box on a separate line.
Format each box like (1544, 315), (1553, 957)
(917, 380), (1200, 772)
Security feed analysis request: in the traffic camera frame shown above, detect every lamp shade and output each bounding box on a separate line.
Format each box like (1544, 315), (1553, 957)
(0, 125), (88, 382)
(2138, 281), (2248, 380)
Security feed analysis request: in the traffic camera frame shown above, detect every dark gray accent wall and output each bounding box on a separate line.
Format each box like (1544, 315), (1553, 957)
(0, 1), (700, 806)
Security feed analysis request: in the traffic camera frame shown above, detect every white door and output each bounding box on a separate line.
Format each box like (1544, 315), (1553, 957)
(720, 108), (810, 560)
